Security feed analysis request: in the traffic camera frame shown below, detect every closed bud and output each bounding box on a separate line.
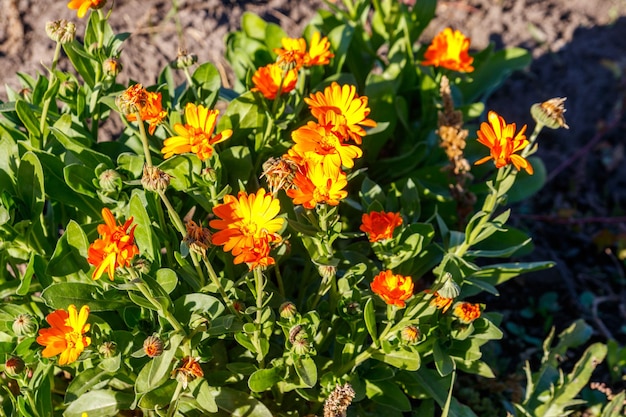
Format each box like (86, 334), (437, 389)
(141, 165), (171, 192)
(98, 341), (117, 358)
(59, 80), (78, 99)
(292, 336), (310, 356)
(103, 58), (122, 78)
(279, 301), (297, 319)
(201, 167), (217, 183)
(46, 19), (76, 44)
(98, 169), (121, 193)
(401, 325), (420, 344)
(5, 356), (25, 376)
(13, 313), (37, 336)
(438, 272), (460, 299)
(143, 334), (164, 358)
(318, 264), (336, 280)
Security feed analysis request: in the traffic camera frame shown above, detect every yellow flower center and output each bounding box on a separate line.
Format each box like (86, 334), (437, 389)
(65, 330), (82, 348)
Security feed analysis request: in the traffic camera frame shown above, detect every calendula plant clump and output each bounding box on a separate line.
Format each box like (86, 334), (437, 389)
(1, 0), (622, 416)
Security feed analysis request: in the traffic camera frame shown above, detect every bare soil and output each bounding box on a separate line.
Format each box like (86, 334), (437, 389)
(1, 0), (625, 401)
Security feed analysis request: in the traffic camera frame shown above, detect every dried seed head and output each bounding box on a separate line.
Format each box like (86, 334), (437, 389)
(173, 48), (198, 69)
(531, 97), (569, 130)
(318, 264), (336, 280)
(323, 383), (355, 417)
(141, 165), (171, 192)
(98, 341), (117, 358)
(143, 334), (164, 358)
(13, 313), (37, 336)
(116, 84), (148, 116)
(46, 19), (76, 44)
(438, 272), (460, 299)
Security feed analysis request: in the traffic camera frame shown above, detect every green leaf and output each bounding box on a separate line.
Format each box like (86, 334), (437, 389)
(220, 145), (252, 186)
(64, 164), (98, 197)
(294, 357), (317, 388)
(434, 342), (455, 376)
(156, 268), (178, 294)
(63, 389), (134, 417)
(46, 220), (90, 277)
(407, 368), (478, 417)
(364, 379), (411, 412)
(601, 391), (626, 417)
(464, 261), (555, 292)
(51, 114), (113, 168)
(248, 367), (281, 392)
(192, 62), (222, 100)
(65, 368), (114, 403)
(135, 333), (183, 394)
(129, 193), (155, 260)
(507, 157), (547, 203)
(372, 347), (421, 371)
(17, 253), (46, 296)
(63, 41), (96, 87)
(15, 100), (41, 139)
(364, 298), (378, 342)
(400, 178), (420, 222)
(173, 293), (225, 326)
(242, 12), (268, 41)
(158, 154), (201, 191)
(213, 386), (274, 417)
(41, 282), (130, 311)
(192, 379), (218, 413)
(17, 151), (45, 220)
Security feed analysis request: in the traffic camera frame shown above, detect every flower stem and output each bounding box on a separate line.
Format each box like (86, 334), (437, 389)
(135, 110), (153, 167)
(183, 67), (199, 101)
(166, 379), (184, 417)
(39, 41), (63, 143)
(252, 267), (266, 368)
(202, 257), (244, 320)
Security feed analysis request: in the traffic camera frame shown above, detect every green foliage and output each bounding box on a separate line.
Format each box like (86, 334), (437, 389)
(0, 1), (604, 417)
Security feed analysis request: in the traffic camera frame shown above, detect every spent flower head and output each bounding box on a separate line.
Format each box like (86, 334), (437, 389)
(46, 19), (76, 44)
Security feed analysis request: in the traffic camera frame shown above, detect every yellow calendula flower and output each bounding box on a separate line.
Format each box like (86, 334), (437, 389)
(286, 161), (348, 209)
(422, 28), (474, 73)
(304, 32), (334, 67)
(161, 103), (232, 161)
(304, 82), (377, 144)
(36, 305), (91, 365)
(475, 110), (533, 174)
(210, 189), (284, 270)
(273, 32), (334, 69)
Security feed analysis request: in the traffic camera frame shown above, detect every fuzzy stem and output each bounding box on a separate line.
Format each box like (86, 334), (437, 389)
(135, 110), (153, 167)
(252, 267), (266, 368)
(202, 257), (244, 320)
(166, 379), (184, 417)
(39, 41), (63, 142)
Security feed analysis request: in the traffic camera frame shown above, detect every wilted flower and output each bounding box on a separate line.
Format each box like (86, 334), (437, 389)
(422, 28), (474, 73)
(161, 102), (232, 161)
(475, 110), (533, 174)
(143, 334), (164, 358)
(45, 19), (76, 44)
(118, 84), (167, 135)
(5, 356), (25, 376)
(184, 220), (212, 257)
(251, 63), (298, 100)
(172, 356), (204, 389)
(261, 157), (298, 194)
(428, 291), (454, 314)
(36, 305), (91, 365)
(13, 313), (37, 336)
(370, 270), (414, 308)
(531, 97), (569, 129)
(210, 189), (284, 270)
(304, 82), (377, 144)
(360, 211), (403, 242)
(87, 208), (139, 281)
(453, 302), (482, 323)
(103, 58), (121, 78)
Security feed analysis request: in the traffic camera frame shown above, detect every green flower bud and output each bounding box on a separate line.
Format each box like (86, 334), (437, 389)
(103, 58), (122, 78)
(143, 334), (164, 358)
(401, 325), (420, 344)
(279, 301), (297, 319)
(13, 313), (37, 336)
(5, 356), (25, 376)
(98, 169), (121, 193)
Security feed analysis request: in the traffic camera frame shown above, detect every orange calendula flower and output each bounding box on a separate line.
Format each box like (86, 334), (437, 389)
(210, 189), (284, 269)
(67, 0), (106, 18)
(360, 211), (403, 242)
(87, 208), (139, 281)
(286, 161), (348, 209)
(251, 63), (298, 100)
(289, 121), (363, 170)
(422, 28), (474, 73)
(161, 102), (233, 161)
(453, 302), (481, 323)
(36, 305), (91, 365)
(126, 90), (167, 135)
(370, 270), (414, 308)
(304, 82), (377, 144)
(304, 32), (334, 67)
(475, 110), (533, 174)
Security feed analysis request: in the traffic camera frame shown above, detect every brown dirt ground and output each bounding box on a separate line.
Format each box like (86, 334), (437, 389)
(1, 0), (626, 399)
